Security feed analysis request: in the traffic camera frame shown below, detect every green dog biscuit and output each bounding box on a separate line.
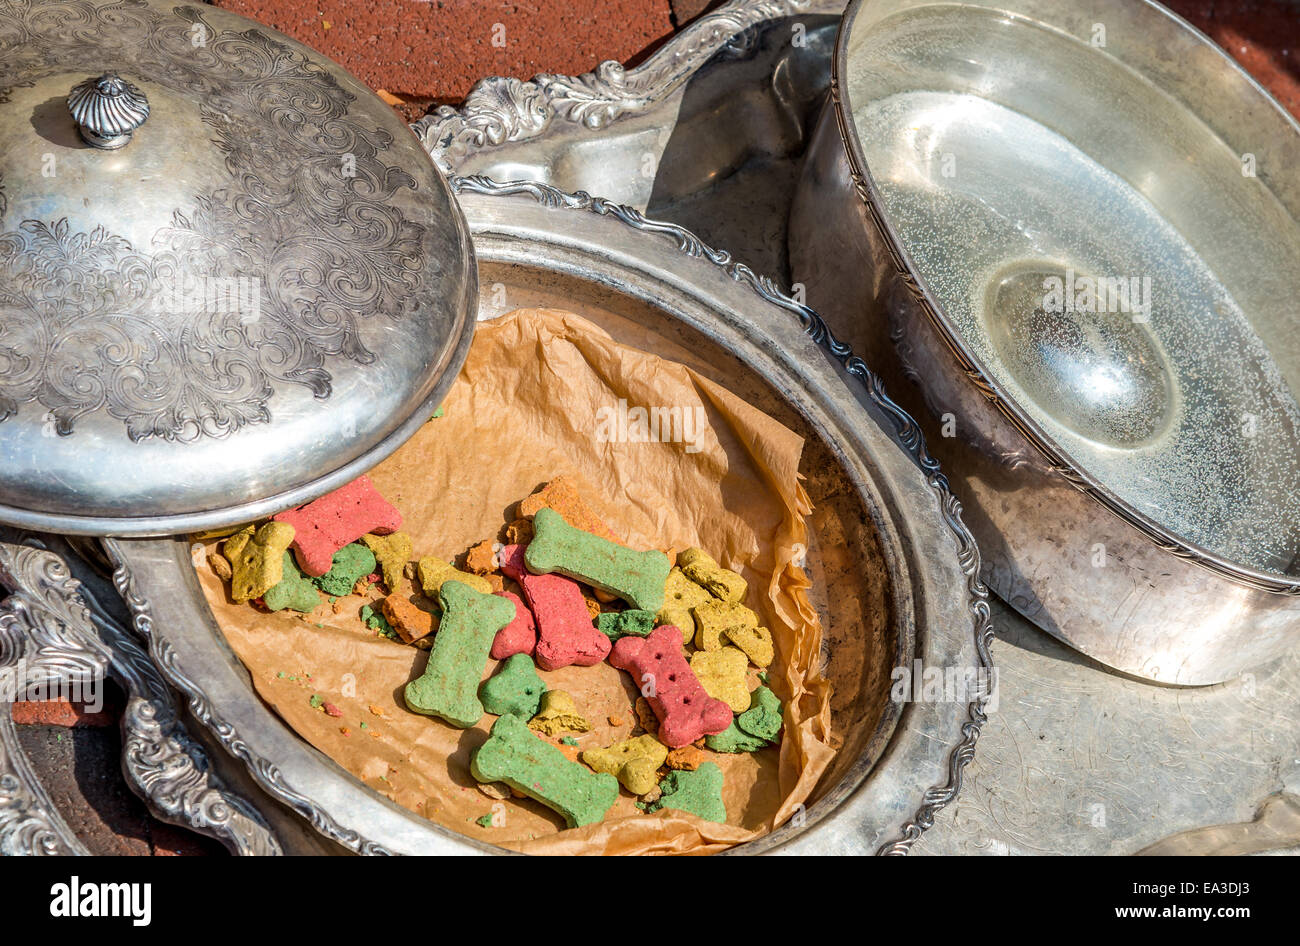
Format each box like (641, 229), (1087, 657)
(596, 609), (656, 641)
(471, 713), (619, 828)
(645, 761), (726, 822)
(312, 543), (377, 597)
(404, 581), (517, 728)
(525, 508), (670, 611)
(737, 685), (783, 743)
(705, 720), (769, 753)
(479, 654), (547, 719)
(263, 552), (321, 613)
(360, 602), (399, 641)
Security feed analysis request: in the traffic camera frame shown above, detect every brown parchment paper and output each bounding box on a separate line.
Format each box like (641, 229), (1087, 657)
(196, 309), (835, 855)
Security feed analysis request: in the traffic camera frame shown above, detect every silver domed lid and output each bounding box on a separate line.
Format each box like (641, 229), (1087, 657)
(0, 0), (476, 535)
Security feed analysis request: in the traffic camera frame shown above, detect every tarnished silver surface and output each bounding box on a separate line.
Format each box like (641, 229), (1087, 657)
(413, 0), (1300, 854)
(106, 174), (993, 855)
(789, 0), (1300, 684)
(1136, 794), (1300, 857)
(0, 529), (281, 854)
(0, 0), (476, 536)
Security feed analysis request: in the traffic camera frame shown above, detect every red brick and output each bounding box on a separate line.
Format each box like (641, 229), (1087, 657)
(212, 0), (675, 121)
(669, 0), (722, 27)
(11, 698), (117, 728)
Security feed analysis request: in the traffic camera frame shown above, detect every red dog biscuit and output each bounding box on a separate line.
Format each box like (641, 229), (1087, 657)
(490, 591), (537, 660)
(609, 625), (732, 748)
(500, 544), (610, 670)
(273, 476), (402, 577)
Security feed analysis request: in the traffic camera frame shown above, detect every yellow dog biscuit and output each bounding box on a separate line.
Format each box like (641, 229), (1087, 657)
(689, 646), (751, 713)
(361, 532), (413, 592)
(657, 568), (711, 644)
(679, 548), (747, 603)
(693, 599), (759, 651)
(726, 624), (775, 668)
(224, 522), (296, 602)
(417, 556), (493, 598)
(528, 690), (591, 736)
(582, 734), (669, 795)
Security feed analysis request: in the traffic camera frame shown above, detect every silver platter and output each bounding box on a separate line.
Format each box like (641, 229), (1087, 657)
(100, 174), (993, 855)
(412, 0), (1300, 854)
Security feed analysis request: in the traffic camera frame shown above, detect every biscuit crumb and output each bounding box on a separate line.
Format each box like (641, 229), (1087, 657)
(207, 552), (232, 581)
(464, 540), (496, 575)
(503, 518), (534, 545)
(634, 697), (658, 734)
(666, 745), (705, 771)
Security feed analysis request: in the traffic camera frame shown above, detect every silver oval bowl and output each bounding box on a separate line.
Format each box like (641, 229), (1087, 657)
(791, 0), (1300, 684)
(105, 178), (992, 855)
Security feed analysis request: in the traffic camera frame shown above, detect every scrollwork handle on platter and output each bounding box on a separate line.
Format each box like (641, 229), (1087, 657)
(412, 0), (828, 172)
(0, 718), (87, 856)
(0, 536), (281, 856)
(0, 543), (94, 855)
(120, 696), (280, 856)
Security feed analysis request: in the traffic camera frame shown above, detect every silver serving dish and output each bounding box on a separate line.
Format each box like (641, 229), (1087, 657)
(791, 0), (1300, 684)
(103, 176), (993, 855)
(0, 0), (476, 536)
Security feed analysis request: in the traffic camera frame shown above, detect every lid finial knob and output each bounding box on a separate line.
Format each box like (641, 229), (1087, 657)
(67, 73), (150, 150)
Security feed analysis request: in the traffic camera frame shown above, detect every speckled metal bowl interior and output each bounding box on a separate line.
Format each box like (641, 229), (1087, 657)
(843, 0), (1300, 579)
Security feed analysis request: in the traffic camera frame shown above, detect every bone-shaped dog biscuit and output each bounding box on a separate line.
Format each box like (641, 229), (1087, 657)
(417, 557), (493, 598)
(501, 544), (609, 670)
(471, 713), (619, 828)
(524, 508), (670, 611)
(596, 609), (656, 641)
(678, 547), (747, 603)
(726, 623), (775, 668)
(490, 591), (537, 660)
(273, 475), (401, 577)
(645, 761), (727, 823)
(361, 531), (413, 592)
(225, 521), (296, 601)
(262, 551), (320, 612)
(692, 599), (758, 652)
(582, 734), (669, 795)
(657, 568), (712, 644)
(404, 581), (517, 728)
(609, 626), (732, 748)
(690, 646), (752, 713)
(479, 654), (547, 719)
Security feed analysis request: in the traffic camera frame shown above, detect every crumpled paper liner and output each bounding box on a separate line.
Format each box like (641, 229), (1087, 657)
(196, 308), (834, 855)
